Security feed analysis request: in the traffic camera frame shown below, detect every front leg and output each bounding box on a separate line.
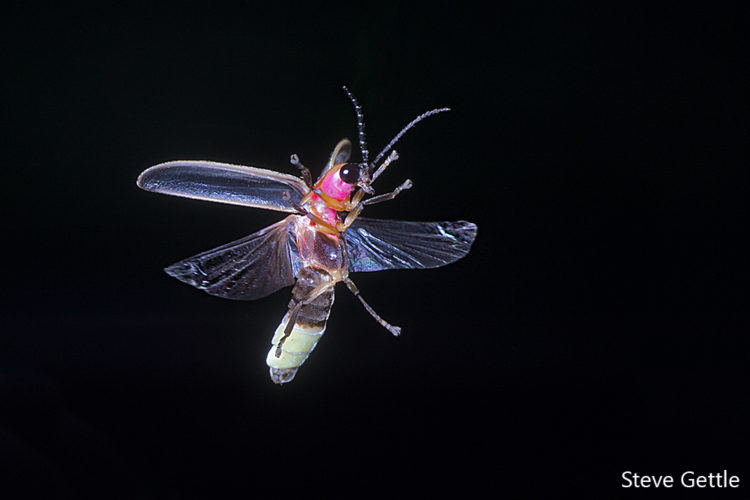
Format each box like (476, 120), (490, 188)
(291, 201), (340, 235)
(336, 150), (404, 230)
(362, 179), (413, 206)
(312, 188), (348, 211)
(370, 150), (400, 182)
(343, 149), (399, 211)
(339, 179), (414, 231)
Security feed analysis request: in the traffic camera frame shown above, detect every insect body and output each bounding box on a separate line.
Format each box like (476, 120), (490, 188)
(137, 88), (477, 384)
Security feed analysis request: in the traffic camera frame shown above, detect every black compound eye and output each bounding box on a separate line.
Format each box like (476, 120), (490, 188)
(339, 164), (360, 184)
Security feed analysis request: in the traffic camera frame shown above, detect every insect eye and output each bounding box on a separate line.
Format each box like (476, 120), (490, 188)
(339, 164), (360, 184)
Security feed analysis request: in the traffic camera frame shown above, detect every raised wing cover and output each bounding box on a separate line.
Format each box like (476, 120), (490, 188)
(137, 161), (308, 212)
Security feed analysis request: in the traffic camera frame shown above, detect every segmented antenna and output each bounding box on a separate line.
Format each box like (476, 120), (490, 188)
(372, 107), (451, 167)
(342, 86), (369, 166)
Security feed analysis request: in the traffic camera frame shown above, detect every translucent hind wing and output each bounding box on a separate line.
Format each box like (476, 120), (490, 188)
(137, 161), (308, 212)
(165, 216), (302, 300)
(343, 218), (477, 272)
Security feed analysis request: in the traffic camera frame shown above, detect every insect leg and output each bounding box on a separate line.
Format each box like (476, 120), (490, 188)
(338, 150), (405, 230)
(344, 277), (401, 336)
(313, 188), (348, 211)
(290, 201), (340, 235)
(346, 150), (399, 209)
(338, 204), (363, 232)
(275, 303), (303, 357)
(290, 154), (313, 189)
(304, 213), (339, 235)
(338, 178), (412, 232)
(362, 179), (413, 206)
(276, 281), (336, 356)
(370, 150), (399, 182)
(346, 188), (366, 210)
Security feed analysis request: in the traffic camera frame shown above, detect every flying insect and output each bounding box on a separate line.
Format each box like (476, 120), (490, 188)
(137, 87), (477, 384)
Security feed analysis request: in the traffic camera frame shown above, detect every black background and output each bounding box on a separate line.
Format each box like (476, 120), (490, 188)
(2, 2), (747, 498)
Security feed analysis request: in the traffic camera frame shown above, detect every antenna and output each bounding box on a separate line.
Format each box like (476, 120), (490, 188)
(342, 86), (369, 166)
(371, 107), (451, 167)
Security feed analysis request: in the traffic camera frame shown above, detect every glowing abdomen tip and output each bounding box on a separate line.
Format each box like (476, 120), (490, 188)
(270, 367), (299, 384)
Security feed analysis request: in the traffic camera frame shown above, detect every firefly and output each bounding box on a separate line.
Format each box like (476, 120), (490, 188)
(137, 87), (477, 384)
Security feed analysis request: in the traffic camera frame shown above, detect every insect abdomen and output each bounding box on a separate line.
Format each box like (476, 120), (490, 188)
(266, 267), (335, 384)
